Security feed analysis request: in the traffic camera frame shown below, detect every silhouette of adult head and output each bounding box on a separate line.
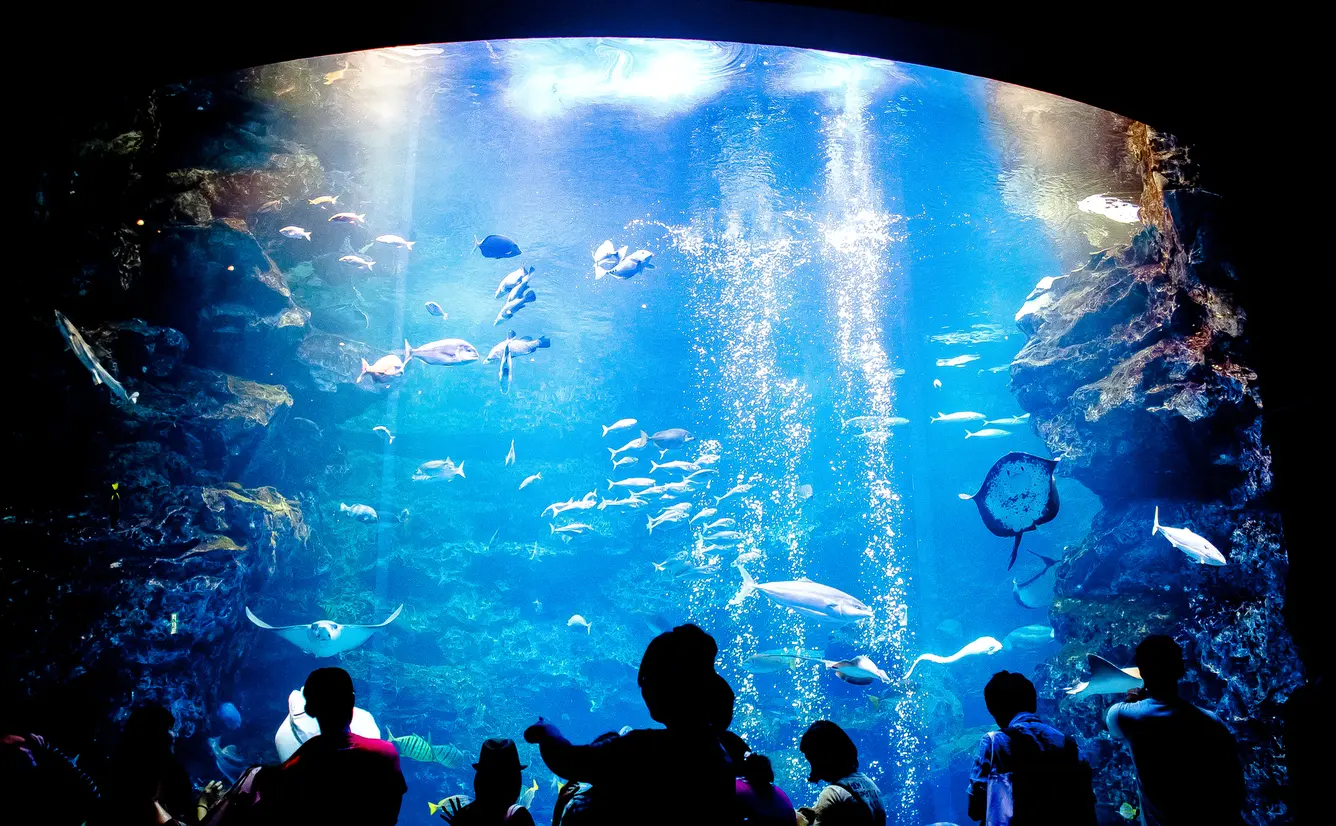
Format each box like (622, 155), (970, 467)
(638, 624), (733, 729)
(1135, 634), (1185, 695)
(303, 667), (355, 732)
(122, 701), (175, 756)
(472, 737), (527, 805)
(984, 670), (1038, 729)
(799, 720), (858, 783)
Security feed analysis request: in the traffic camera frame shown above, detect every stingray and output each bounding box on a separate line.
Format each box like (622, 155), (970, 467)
(246, 604), (403, 657)
(1064, 654), (1143, 699)
(959, 452), (1060, 569)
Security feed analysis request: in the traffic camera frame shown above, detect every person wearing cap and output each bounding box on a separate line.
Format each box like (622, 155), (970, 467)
(796, 721), (885, 826)
(258, 667), (406, 826)
(437, 738), (536, 825)
(524, 623), (736, 826)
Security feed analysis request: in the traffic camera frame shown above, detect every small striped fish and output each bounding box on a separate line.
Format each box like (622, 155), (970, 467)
(386, 728), (436, 763)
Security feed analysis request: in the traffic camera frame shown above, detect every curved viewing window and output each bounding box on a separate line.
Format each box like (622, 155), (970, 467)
(8, 37), (1295, 826)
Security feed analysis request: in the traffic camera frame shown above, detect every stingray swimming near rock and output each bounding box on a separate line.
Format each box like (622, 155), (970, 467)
(959, 452), (1060, 569)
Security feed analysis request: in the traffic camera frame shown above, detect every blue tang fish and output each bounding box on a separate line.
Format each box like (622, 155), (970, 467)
(475, 234), (522, 259)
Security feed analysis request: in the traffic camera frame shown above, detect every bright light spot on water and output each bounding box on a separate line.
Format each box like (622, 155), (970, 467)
(780, 49), (906, 95)
(503, 39), (748, 118)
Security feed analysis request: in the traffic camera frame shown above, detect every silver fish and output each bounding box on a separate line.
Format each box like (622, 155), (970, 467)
(404, 338), (480, 366)
(54, 310), (139, 405)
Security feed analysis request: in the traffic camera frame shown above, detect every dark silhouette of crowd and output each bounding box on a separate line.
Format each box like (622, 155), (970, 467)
(2, 628), (1250, 826)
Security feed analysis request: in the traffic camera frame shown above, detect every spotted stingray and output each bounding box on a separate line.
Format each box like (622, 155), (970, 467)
(959, 451), (1060, 569)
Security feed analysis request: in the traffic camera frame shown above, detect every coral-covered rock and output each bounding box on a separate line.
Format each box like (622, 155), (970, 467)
(0, 483), (310, 747)
(1010, 127), (1300, 821)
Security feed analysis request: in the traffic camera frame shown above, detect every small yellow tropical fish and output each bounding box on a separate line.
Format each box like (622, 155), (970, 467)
(1118, 802), (1138, 820)
(428, 795), (469, 816)
(386, 728), (435, 762)
(323, 67), (349, 85)
(308, 195), (340, 206)
(868, 695), (882, 711)
(517, 778), (539, 808)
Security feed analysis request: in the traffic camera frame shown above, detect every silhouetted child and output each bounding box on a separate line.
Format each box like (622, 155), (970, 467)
(797, 721), (885, 826)
(722, 731), (796, 825)
(437, 738), (535, 825)
(524, 624), (735, 826)
(967, 670), (1095, 825)
(96, 702), (194, 825)
(257, 667), (406, 826)
(1106, 635), (1244, 826)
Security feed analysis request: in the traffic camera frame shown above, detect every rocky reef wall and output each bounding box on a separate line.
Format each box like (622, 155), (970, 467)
(2, 69), (373, 768)
(1011, 126), (1301, 822)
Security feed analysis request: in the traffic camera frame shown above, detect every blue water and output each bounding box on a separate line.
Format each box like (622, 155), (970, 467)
(234, 40), (1131, 824)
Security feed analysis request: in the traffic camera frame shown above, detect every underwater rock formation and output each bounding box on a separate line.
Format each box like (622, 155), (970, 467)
(0, 482), (309, 746)
(1011, 129), (1301, 822)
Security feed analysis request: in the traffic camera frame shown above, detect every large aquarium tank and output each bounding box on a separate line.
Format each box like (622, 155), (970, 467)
(5, 38), (1303, 825)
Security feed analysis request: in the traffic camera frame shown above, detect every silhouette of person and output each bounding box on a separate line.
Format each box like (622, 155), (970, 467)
(1106, 635), (1245, 826)
(437, 738), (535, 825)
(258, 667), (406, 826)
(796, 721), (885, 826)
(722, 731), (796, 825)
(96, 702), (194, 825)
(967, 670), (1095, 825)
(524, 623), (735, 826)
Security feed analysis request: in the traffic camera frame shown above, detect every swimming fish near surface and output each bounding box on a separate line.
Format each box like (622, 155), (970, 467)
(413, 459), (465, 482)
(703, 518), (735, 530)
(592, 240), (625, 276)
(245, 604), (403, 658)
(960, 452), (1061, 569)
(505, 440), (516, 467)
(965, 428), (1012, 440)
(424, 301), (447, 319)
(357, 354), (405, 384)
(905, 635), (1004, 678)
(609, 477), (657, 490)
(730, 567), (873, 625)
(842, 416), (910, 430)
(372, 425), (394, 444)
(647, 508), (692, 534)
(404, 338), (480, 366)
(280, 226), (312, 240)
(495, 289), (536, 325)
(744, 648), (824, 674)
(599, 495), (647, 510)
(650, 460), (698, 474)
(567, 614), (592, 634)
(495, 266), (536, 297)
(476, 234), (522, 259)
(609, 431), (651, 458)
(602, 418), (638, 438)
(519, 473), (542, 490)
(612, 456), (639, 470)
(1153, 506), (1227, 565)
(1001, 624), (1055, 651)
(936, 354), (980, 367)
(551, 523), (595, 537)
(984, 413), (1031, 426)
(339, 254), (375, 271)
(375, 234), (415, 250)
(933, 379), (943, 389)
(650, 429), (695, 450)
(930, 411), (986, 424)
(1064, 654), (1143, 698)
(54, 310), (139, 405)
(715, 483), (754, 505)
(689, 508), (718, 524)
(606, 249), (655, 280)
(338, 503), (378, 523)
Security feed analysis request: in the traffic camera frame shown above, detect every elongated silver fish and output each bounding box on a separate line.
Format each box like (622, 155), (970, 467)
(54, 310), (139, 405)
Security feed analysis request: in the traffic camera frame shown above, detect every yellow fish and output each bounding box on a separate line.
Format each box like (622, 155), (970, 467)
(868, 695), (882, 711)
(386, 728), (435, 763)
(428, 795), (470, 816)
(308, 195), (340, 206)
(323, 67), (349, 85)
(517, 778), (539, 808)
(1118, 802), (1138, 820)
(432, 743), (467, 768)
